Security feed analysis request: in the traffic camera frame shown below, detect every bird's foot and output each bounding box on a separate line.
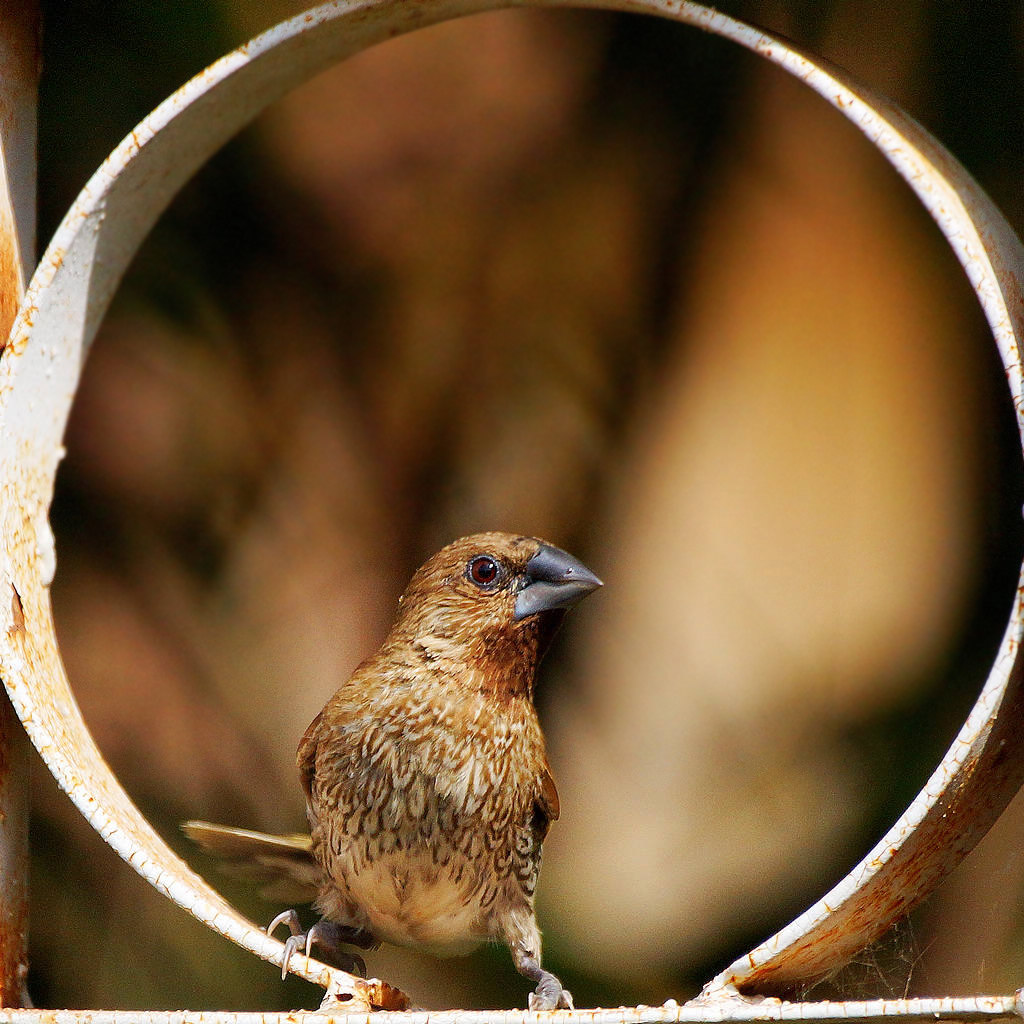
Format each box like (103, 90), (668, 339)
(528, 976), (574, 1011)
(517, 953), (573, 1011)
(267, 909), (368, 980)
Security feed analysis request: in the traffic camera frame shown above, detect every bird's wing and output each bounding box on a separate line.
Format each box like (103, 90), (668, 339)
(297, 708), (323, 806)
(538, 767), (560, 820)
(532, 766), (560, 841)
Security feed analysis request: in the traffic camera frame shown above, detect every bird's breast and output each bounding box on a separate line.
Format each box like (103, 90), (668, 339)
(311, 686), (547, 951)
(330, 844), (489, 955)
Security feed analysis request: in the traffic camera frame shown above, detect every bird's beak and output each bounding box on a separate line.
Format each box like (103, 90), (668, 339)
(513, 544), (603, 621)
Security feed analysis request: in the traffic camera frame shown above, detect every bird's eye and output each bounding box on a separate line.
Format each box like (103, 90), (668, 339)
(467, 555), (502, 588)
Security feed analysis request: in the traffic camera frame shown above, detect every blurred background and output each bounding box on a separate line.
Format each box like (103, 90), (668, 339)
(25, 0), (1024, 1011)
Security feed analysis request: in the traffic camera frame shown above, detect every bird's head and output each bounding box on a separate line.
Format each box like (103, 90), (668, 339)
(390, 532), (602, 698)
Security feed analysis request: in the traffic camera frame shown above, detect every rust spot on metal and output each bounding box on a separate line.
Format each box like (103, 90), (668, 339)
(0, 211), (20, 352)
(366, 978), (411, 1011)
(0, 2), (37, 355)
(6, 588), (21, 637)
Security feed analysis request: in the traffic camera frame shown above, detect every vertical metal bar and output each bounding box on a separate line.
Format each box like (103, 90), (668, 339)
(0, 700), (29, 1008)
(0, 0), (38, 1008)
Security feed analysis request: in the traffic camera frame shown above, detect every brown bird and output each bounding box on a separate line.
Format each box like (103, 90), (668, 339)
(185, 532), (601, 1009)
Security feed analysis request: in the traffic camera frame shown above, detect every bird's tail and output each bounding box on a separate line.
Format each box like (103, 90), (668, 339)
(182, 820), (321, 904)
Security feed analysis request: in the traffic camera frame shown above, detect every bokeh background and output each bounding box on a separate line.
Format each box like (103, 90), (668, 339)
(25, 0), (1024, 1011)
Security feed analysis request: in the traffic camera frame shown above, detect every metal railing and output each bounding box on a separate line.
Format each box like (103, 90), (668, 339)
(0, 2), (1022, 1019)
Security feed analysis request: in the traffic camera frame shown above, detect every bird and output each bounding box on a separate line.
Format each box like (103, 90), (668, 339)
(185, 531), (602, 1010)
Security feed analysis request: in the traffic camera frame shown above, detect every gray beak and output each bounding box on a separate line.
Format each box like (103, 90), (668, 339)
(513, 543), (603, 621)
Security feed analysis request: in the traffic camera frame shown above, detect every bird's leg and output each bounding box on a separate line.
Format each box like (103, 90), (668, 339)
(512, 943), (573, 1011)
(267, 909), (370, 980)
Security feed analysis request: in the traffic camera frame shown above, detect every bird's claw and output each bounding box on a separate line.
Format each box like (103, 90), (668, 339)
(267, 909), (304, 980)
(267, 908), (302, 939)
(267, 910), (367, 979)
(280, 933), (303, 981)
(516, 950), (573, 1010)
(528, 983), (574, 1011)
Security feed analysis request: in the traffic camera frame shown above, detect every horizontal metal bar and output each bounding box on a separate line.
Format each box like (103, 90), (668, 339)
(0, 994), (1019, 1024)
